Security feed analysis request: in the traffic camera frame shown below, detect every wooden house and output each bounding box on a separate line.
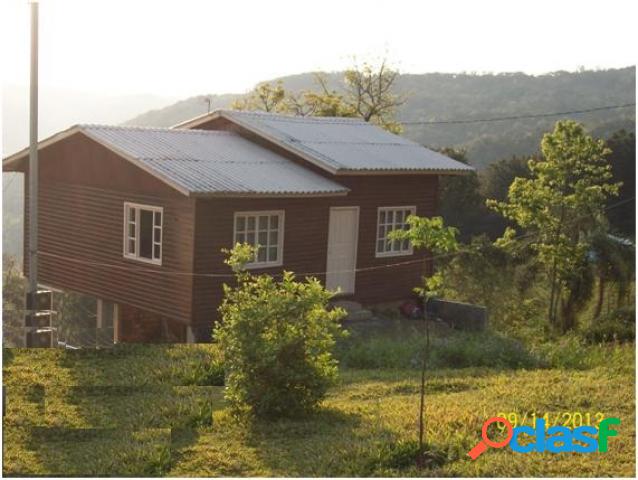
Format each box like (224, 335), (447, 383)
(3, 110), (472, 342)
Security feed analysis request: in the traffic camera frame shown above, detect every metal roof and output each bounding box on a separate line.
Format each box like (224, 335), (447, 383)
(183, 110), (475, 175)
(5, 125), (349, 197)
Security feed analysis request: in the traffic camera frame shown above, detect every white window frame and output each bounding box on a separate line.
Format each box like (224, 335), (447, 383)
(375, 206), (416, 258)
(233, 210), (285, 269)
(123, 202), (163, 265)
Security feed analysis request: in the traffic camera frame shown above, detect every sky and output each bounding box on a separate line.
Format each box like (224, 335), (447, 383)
(1, 0), (637, 99)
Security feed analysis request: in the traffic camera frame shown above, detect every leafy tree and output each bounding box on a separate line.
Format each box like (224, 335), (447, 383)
(588, 232), (635, 318)
(233, 59), (404, 133)
(214, 243), (347, 418)
(389, 216), (458, 462)
(437, 148), (486, 240)
(480, 155), (532, 202)
(605, 130), (635, 238)
(340, 59), (404, 133)
(487, 120), (621, 331)
(231, 81), (287, 113)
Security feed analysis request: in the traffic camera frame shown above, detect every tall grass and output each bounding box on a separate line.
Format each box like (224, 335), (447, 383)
(336, 320), (541, 370)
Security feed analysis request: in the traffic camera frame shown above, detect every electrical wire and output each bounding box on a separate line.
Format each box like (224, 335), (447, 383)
(400, 102), (635, 126)
(36, 196), (635, 279)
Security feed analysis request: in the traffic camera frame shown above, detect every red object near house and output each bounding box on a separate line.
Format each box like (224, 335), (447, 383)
(3, 110), (472, 343)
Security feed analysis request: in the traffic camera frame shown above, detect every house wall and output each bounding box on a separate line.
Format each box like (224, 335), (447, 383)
(191, 174), (438, 340)
(21, 132), (196, 328)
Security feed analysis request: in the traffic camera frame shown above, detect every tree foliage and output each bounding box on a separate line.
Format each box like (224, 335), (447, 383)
(233, 59), (404, 133)
(487, 121), (621, 330)
(605, 130), (636, 237)
(214, 243), (347, 418)
(437, 148), (487, 240)
(231, 81), (287, 112)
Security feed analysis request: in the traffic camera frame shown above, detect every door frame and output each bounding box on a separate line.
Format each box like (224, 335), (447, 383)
(326, 206), (360, 295)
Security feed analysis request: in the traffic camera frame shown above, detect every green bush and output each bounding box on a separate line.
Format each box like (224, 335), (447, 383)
(214, 244), (347, 418)
(583, 307), (635, 344)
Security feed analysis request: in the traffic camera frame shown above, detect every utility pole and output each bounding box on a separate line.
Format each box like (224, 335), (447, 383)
(23, 1), (55, 347)
(28, 1), (39, 298)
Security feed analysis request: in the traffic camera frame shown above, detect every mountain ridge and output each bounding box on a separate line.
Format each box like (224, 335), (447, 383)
(125, 67), (635, 169)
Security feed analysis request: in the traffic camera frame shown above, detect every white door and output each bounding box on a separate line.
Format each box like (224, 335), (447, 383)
(326, 207), (359, 294)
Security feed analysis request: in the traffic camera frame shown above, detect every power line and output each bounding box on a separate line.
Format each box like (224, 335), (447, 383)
(36, 196), (635, 279)
(400, 102), (636, 126)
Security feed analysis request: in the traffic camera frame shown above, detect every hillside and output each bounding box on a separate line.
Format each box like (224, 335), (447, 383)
(3, 67), (635, 259)
(126, 67), (636, 168)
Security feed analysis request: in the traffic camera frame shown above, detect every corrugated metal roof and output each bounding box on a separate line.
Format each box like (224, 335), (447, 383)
(79, 125), (349, 196)
(218, 110), (475, 174)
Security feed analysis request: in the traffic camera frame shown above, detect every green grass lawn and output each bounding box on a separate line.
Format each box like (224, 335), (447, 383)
(3, 322), (635, 477)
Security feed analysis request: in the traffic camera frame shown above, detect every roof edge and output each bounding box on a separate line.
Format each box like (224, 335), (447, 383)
(171, 111), (219, 129)
(2, 125), (191, 197)
(334, 167), (475, 175)
(191, 190), (349, 199)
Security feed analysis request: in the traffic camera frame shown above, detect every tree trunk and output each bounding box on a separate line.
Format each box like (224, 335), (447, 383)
(548, 259), (558, 325)
(418, 304), (430, 458)
(594, 277), (605, 319)
(549, 207), (567, 327)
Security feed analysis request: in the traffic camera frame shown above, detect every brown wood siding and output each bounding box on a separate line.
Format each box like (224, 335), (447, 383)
(23, 133), (196, 324)
(192, 175), (438, 332)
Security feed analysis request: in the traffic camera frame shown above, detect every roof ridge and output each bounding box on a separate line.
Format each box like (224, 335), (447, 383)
(222, 109), (368, 125)
(79, 123), (236, 135)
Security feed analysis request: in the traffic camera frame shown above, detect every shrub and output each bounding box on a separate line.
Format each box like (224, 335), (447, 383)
(214, 244), (347, 418)
(583, 307), (635, 344)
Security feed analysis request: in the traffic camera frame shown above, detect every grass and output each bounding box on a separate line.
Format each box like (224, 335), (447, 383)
(3, 323), (635, 477)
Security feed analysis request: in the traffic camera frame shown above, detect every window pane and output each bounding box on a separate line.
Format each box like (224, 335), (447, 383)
(154, 211), (161, 227)
(269, 246), (278, 262)
(270, 215), (279, 229)
(236, 232), (245, 244)
(128, 207), (135, 222)
(377, 240), (385, 253)
(402, 239), (409, 251)
(396, 210), (404, 223)
(377, 225), (385, 240)
(154, 227), (161, 243)
(128, 239), (135, 254)
(258, 216), (268, 230)
(139, 209), (154, 259)
(128, 223), (136, 238)
(269, 231), (278, 246)
(258, 231), (268, 246)
(153, 244), (161, 259)
(387, 210), (394, 225)
(257, 246), (267, 262)
(247, 216), (255, 230)
(236, 216), (245, 231)
(379, 210), (386, 224)
(247, 232), (255, 245)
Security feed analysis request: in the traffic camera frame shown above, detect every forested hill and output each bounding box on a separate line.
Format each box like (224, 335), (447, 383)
(126, 67), (636, 168)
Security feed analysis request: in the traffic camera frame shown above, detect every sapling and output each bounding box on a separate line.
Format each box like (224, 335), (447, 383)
(389, 216), (458, 464)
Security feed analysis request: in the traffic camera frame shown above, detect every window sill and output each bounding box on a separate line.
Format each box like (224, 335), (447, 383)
(374, 250), (414, 259)
(123, 254), (162, 266)
(243, 261), (283, 270)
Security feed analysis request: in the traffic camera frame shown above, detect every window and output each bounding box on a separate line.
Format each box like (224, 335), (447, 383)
(234, 211), (284, 267)
(123, 203), (163, 264)
(376, 206), (415, 257)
